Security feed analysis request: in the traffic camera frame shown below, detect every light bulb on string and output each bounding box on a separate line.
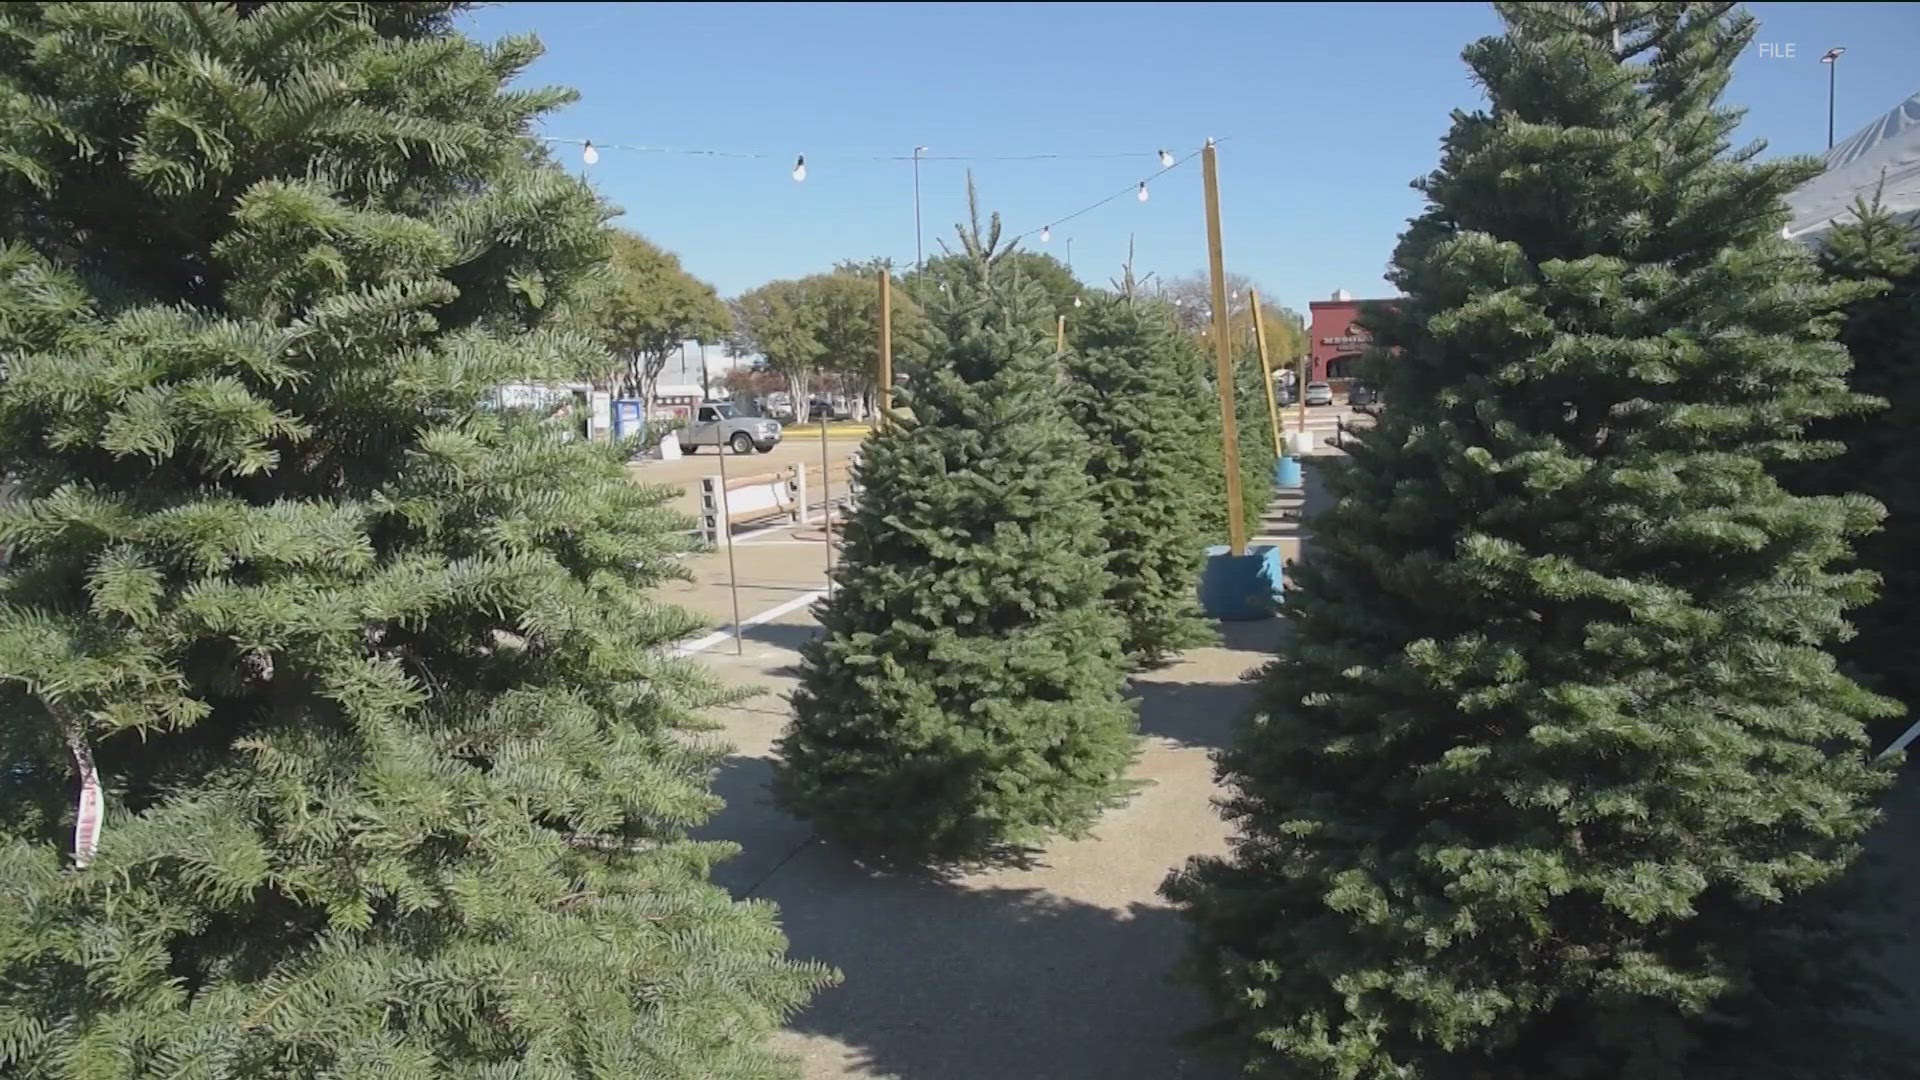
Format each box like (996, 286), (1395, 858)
(1040, 225), (1051, 243)
(792, 155), (807, 182)
(1158, 149), (1174, 168)
(1137, 181), (1150, 202)
(582, 141), (599, 166)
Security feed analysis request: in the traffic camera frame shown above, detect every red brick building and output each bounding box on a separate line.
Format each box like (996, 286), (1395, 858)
(1307, 290), (1398, 384)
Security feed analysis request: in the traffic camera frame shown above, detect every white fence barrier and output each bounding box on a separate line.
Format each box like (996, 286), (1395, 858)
(695, 456), (864, 544)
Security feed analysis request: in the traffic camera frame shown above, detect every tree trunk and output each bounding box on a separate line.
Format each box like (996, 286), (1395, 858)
(638, 348), (675, 422)
(786, 368), (811, 422)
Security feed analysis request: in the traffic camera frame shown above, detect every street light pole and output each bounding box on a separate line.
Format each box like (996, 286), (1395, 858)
(913, 146), (927, 270)
(1822, 47), (1845, 150)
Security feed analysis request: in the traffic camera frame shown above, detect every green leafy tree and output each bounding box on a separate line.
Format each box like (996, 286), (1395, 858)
(730, 277), (824, 416)
(1793, 202), (1920, 746)
(0, 4), (828, 1076)
(1159, 272), (1309, 361)
(1165, 5), (1905, 1078)
(580, 229), (729, 416)
(733, 268), (928, 421)
(816, 264), (930, 419)
(773, 201), (1137, 860)
(1064, 292), (1218, 665)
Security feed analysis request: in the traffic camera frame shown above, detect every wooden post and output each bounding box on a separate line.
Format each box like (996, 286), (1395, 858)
(714, 423), (744, 655)
(1056, 313), (1067, 354)
(877, 268), (893, 432)
(819, 410), (835, 596)
(1296, 353), (1308, 433)
(1202, 139), (1247, 556)
(1249, 287), (1283, 461)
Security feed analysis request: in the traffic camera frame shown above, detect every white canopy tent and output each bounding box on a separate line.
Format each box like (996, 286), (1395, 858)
(1784, 89), (1920, 244)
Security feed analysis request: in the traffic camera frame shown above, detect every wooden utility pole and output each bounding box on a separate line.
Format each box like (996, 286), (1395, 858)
(819, 410), (834, 596)
(1249, 288), (1283, 460)
(1297, 353), (1309, 433)
(1201, 138), (1247, 555)
(714, 417), (744, 654)
(877, 268), (893, 431)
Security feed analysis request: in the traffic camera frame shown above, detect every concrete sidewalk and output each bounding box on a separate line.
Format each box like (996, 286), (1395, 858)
(668, 465), (1343, 1079)
(692, 607), (1279, 1079)
(667, 439), (1920, 1076)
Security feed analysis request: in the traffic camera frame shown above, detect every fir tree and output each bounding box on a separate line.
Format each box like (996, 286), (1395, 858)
(0, 4), (828, 1076)
(773, 201), (1138, 860)
(1192, 336), (1274, 548)
(1234, 338), (1280, 532)
(1064, 292), (1218, 665)
(1164, 5), (1906, 1078)
(1793, 203), (1920, 744)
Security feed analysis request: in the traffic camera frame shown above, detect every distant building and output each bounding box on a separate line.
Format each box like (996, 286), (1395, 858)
(1307, 289), (1398, 383)
(651, 383), (704, 421)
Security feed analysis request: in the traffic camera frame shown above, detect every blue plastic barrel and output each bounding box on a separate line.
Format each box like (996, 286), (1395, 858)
(1275, 455), (1302, 488)
(1199, 543), (1283, 621)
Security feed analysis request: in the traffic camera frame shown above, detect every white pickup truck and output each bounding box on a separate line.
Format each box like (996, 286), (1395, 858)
(679, 401), (783, 454)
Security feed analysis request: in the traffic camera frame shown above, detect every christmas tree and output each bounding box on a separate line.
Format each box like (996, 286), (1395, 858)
(1793, 204), (1920, 746)
(0, 4), (828, 1076)
(1188, 321), (1278, 547)
(1233, 337), (1279, 533)
(1063, 292), (1218, 665)
(1164, 5), (1905, 1078)
(773, 200), (1138, 860)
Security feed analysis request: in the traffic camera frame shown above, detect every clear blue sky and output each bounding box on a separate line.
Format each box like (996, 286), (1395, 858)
(458, 2), (1919, 316)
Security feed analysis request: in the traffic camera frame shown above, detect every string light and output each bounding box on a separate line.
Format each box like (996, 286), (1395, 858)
(1040, 225), (1051, 242)
(539, 136), (1181, 166)
(582, 140), (599, 166)
(1007, 142), (1223, 247)
(1158, 149), (1174, 167)
(792, 155), (807, 182)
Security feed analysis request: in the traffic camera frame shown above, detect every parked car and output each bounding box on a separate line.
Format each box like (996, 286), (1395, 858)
(1304, 381), (1334, 407)
(679, 401), (782, 454)
(804, 397), (852, 422)
(1348, 382), (1378, 407)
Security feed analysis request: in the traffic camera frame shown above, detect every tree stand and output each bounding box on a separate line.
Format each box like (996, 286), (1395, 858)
(1200, 544), (1283, 621)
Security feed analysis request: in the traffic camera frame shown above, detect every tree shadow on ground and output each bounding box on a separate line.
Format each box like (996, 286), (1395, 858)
(1130, 678), (1256, 753)
(1126, 620), (1277, 752)
(1861, 771), (1920, 1035)
(767, 851), (1239, 1080)
(1211, 618), (1287, 655)
(742, 620), (822, 650)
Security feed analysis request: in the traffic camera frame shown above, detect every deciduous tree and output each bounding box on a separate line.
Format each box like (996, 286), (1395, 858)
(580, 229), (729, 419)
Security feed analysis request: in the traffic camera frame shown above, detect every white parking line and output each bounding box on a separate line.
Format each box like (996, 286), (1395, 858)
(671, 589), (827, 658)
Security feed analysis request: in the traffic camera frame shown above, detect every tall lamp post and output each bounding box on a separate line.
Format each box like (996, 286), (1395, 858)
(1821, 47), (1845, 150)
(913, 146), (927, 269)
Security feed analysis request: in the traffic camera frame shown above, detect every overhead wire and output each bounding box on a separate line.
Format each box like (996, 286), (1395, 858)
(538, 137), (1171, 163)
